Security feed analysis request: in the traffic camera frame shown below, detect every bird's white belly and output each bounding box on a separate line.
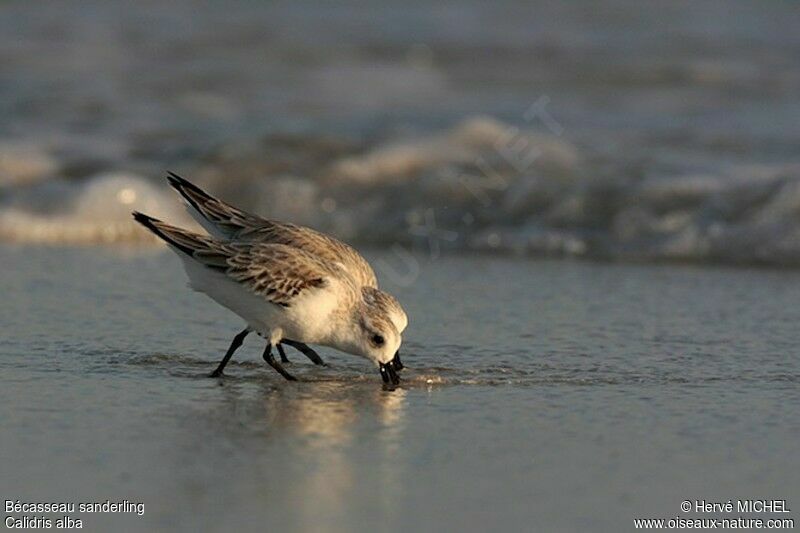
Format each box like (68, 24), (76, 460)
(179, 255), (339, 345)
(180, 257), (280, 333)
(281, 288), (340, 343)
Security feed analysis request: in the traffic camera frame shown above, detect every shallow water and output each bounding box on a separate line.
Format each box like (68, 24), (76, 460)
(1, 246), (799, 531)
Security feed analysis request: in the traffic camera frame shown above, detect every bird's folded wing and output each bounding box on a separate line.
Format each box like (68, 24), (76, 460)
(135, 212), (339, 308)
(168, 172), (336, 251)
(240, 224), (379, 287)
(224, 243), (330, 307)
(167, 172), (264, 236)
(166, 173), (377, 287)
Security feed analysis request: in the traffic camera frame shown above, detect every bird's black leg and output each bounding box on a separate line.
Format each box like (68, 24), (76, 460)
(282, 339), (325, 366)
(210, 328), (250, 377)
(263, 344), (298, 381)
(277, 343), (290, 363)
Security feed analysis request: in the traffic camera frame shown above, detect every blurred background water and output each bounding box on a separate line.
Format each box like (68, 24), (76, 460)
(2, 0), (800, 264)
(2, 1), (800, 532)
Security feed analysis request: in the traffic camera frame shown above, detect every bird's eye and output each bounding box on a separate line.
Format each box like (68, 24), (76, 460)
(370, 334), (385, 347)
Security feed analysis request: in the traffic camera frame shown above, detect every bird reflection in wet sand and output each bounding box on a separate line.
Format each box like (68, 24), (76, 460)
(268, 383), (408, 529)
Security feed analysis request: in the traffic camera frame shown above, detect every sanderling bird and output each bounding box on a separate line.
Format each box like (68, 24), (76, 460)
(164, 172), (407, 372)
(133, 211), (403, 384)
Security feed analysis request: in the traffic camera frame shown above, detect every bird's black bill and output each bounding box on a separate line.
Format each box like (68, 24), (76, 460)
(390, 351), (404, 371)
(379, 362), (400, 385)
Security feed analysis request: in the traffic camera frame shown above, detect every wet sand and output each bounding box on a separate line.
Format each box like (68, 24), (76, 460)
(1, 246), (799, 531)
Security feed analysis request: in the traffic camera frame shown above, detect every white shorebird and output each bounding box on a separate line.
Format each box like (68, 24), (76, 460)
(163, 172), (407, 372)
(133, 211), (404, 384)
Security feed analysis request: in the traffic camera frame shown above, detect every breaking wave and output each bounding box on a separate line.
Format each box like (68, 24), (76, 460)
(0, 172), (193, 244)
(2, 117), (800, 266)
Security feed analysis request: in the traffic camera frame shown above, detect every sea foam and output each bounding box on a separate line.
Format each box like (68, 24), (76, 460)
(2, 118), (800, 266)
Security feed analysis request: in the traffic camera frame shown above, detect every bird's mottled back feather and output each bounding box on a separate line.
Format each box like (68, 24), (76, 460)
(167, 172), (378, 287)
(226, 244), (331, 307)
(133, 212), (345, 309)
(239, 223), (377, 287)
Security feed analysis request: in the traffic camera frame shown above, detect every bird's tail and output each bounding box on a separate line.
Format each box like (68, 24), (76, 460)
(165, 172), (263, 239)
(132, 211), (229, 271)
